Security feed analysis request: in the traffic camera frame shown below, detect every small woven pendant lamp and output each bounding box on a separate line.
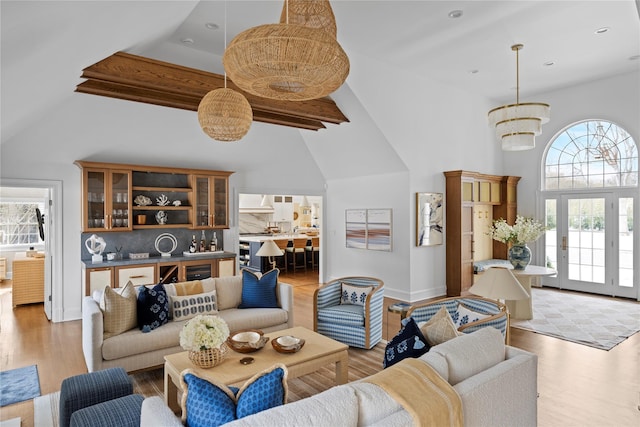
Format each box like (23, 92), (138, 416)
(197, 87), (252, 142)
(198, 1), (253, 142)
(223, 0), (349, 101)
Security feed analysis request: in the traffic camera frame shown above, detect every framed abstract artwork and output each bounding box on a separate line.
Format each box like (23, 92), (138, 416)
(416, 192), (443, 246)
(345, 209), (393, 251)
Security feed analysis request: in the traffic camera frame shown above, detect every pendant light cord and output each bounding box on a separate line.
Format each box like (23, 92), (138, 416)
(224, 0), (228, 89)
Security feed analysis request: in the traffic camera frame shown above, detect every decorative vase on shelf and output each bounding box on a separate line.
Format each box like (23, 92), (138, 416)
(508, 244), (531, 270)
(188, 343), (228, 369)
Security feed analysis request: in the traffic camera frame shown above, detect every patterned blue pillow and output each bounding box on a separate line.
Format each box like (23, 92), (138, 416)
(383, 317), (430, 368)
(238, 268), (279, 308)
(340, 283), (372, 306)
(137, 284), (169, 332)
(180, 364), (287, 427)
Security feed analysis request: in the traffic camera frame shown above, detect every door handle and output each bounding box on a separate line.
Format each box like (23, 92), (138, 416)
(562, 236), (567, 250)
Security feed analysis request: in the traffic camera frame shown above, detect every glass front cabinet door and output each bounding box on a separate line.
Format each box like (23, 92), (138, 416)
(193, 175), (229, 229)
(82, 168), (132, 232)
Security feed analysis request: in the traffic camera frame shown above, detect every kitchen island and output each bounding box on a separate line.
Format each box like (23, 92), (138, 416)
(239, 233), (319, 273)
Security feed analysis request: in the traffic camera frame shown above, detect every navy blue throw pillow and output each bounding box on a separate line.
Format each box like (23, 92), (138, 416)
(137, 283), (169, 332)
(238, 269), (279, 309)
(383, 317), (430, 368)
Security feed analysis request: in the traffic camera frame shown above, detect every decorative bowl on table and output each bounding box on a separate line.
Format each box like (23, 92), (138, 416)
(271, 335), (305, 354)
(227, 329), (269, 353)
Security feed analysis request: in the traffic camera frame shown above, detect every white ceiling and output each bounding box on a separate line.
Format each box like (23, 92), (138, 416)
(1, 0), (639, 144)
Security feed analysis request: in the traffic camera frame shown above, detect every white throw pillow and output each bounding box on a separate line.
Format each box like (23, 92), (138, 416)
(340, 283), (373, 306)
(170, 290), (218, 321)
(452, 303), (490, 329)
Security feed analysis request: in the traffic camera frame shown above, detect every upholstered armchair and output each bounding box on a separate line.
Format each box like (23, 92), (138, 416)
(405, 296), (510, 344)
(313, 276), (384, 349)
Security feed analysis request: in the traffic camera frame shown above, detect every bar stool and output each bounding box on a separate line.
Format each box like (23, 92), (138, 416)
(273, 239), (290, 273)
(305, 237), (320, 270)
(285, 238), (307, 272)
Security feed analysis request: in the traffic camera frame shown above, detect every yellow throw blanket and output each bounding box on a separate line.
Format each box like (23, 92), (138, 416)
(174, 280), (203, 296)
(363, 358), (463, 427)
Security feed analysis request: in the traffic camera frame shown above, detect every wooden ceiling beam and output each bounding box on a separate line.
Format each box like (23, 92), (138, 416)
(75, 52), (348, 130)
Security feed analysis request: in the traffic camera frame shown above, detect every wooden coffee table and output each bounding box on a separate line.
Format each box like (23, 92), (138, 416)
(163, 326), (349, 413)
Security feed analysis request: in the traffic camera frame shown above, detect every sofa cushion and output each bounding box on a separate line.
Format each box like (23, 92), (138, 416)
(165, 278), (216, 299)
(383, 317), (429, 368)
(218, 308), (288, 332)
(102, 321), (184, 361)
(100, 282), (137, 339)
(419, 306), (460, 346)
(239, 269), (279, 309)
(214, 276), (243, 310)
(451, 303), (490, 329)
(340, 283), (373, 306)
(180, 364), (287, 427)
(170, 290), (218, 322)
(431, 327), (505, 385)
(317, 304), (364, 327)
(137, 284), (169, 333)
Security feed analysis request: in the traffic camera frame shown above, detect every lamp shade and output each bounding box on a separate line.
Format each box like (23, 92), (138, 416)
(468, 267), (529, 300)
(197, 88), (253, 142)
(256, 240), (284, 257)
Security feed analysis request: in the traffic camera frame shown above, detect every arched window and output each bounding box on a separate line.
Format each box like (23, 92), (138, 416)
(544, 120), (638, 190)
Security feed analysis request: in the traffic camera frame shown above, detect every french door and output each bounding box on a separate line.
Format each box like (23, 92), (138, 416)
(544, 192), (638, 299)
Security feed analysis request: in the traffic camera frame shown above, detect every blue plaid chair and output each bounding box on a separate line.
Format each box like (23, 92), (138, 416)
(313, 277), (384, 349)
(405, 296), (510, 344)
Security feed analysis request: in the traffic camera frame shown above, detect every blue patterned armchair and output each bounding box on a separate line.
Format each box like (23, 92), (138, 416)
(405, 296), (510, 344)
(313, 276), (384, 349)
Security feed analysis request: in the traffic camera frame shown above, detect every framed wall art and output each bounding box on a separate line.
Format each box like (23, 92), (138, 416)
(345, 208), (393, 251)
(416, 192), (443, 246)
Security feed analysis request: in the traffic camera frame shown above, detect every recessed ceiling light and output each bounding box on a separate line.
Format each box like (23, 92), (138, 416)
(469, 69), (479, 74)
(595, 27), (609, 34)
(448, 10), (463, 19)
(629, 55), (640, 61)
(205, 22), (219, 30)
(181, 38), (195, 44)
(543, 61), (555, 67)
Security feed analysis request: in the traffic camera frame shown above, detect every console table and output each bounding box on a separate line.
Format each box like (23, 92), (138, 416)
(12, 256), (45, 306)
(507, 265), (557, 320)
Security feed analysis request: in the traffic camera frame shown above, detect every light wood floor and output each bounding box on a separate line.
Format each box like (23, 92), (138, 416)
(1, 271), (639, 426)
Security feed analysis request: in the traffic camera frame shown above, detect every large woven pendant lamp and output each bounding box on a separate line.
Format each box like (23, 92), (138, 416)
(222, 0), (349, 101)
(487, 44), (550, 151)
(198, 2), (253, 142)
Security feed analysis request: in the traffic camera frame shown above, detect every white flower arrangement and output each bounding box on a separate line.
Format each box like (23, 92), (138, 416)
(488, 215), (546, 245)
(179, 315), (230, 351)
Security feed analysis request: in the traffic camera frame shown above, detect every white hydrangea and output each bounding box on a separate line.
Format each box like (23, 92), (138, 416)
(488, 215), (545, 245)
(179, 315), (230, 351)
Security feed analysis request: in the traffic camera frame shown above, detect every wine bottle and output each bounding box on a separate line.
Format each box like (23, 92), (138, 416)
(199, 230), (206, 252)
(189, 234), (197, 253)
(211, 232), (218, 252)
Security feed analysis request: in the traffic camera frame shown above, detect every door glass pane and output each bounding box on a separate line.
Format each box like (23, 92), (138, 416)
(567, 198), (605, 284)
(545, 199), (557, 270)
(619, 198), (634, 287)
(196, 177), (209, 226)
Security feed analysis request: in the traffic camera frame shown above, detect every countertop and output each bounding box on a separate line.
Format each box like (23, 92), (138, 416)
(82, 251), (237, 267)
(238, 233), (319, 243)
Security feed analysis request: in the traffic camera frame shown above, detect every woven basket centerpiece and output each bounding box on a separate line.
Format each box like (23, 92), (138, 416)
(188, 342), (229, 369)
(223, 0), (349, 101)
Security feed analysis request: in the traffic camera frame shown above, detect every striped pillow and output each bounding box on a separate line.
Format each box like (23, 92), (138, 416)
(100, 281), (137, 338)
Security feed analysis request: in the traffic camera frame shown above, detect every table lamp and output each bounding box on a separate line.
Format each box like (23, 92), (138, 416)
(256, 240), (284, 270)
(469, 267), (529, 301)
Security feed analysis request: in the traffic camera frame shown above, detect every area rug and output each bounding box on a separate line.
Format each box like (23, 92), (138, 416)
(511, 287), (640, 350)
(0, 364), (41, 406)
(34, 342), (386, 426)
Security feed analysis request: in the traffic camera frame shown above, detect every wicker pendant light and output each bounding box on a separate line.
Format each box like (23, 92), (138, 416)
(223, 0), (349, 101)
(488, 44), (550, 151)
(197, 2), (253, 142)
(197, 88), (253, 142)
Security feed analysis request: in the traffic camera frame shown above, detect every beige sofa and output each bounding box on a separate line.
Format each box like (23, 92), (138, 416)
(141, 327), (538, 427)
(82, 275), (294, 373)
